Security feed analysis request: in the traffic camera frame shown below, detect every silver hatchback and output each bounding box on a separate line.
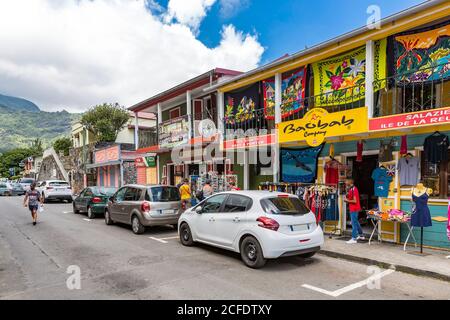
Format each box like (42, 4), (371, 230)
(105, 185), (182, 234)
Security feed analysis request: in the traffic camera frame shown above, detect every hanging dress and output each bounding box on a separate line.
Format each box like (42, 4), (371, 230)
(411, 192), (433, 228)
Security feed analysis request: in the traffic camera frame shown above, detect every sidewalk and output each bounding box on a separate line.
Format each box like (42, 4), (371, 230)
(319, 236), (450, 282)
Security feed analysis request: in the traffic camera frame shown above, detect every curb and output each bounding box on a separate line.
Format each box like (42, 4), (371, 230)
(318, 249), (450, 283)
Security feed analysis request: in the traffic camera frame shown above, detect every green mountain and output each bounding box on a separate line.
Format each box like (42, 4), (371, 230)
(0, 106), (80, 153)
(0, 93), (40, 113)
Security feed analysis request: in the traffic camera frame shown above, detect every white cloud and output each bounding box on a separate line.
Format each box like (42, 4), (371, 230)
(219, 0), (250, 19)
(0, 0), (264, 112)
(164, 0), (217, 33)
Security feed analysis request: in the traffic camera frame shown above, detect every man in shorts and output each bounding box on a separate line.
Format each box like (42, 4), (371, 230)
(23, 182), (43, 226)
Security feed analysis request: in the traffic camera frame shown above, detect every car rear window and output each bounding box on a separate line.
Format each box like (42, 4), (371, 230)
(20, 179), (34, 184)
(146, 187), (180, 202)
(92, 187), (116, 196)
(49, 181), (69, 186)
(261, 197), (310, 215)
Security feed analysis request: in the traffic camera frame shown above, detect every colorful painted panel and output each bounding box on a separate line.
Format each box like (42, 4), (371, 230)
(263, 67), (307, 120)
(281, 145), (324, 183)
(392, 20), (450, 82)
(224, 82), (262, 125)
(312, 39), (387, 106)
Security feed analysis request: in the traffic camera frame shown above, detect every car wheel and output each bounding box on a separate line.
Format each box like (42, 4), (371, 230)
(73, 203), (80, 214)
(131, 216), (145, 235)
(67, 198), (73, 204)
(104, 209), (114, 225)
(179, 223), (194, 246)
(87, 207), (95, 219)
(298, 251), (317, 259)
(240, 236), (266, 269)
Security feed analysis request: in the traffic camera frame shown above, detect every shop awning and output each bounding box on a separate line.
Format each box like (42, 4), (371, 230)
(86, 160), (121, 169)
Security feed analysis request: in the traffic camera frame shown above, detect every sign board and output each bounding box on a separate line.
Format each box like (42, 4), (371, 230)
(94, 145), (120, 164)
(278, 107), (368, 146)
(369, 106), (450, 131)
(135, 156), (157, 168)
(223, 134), (275, 150)
(159, 116), (189, 149)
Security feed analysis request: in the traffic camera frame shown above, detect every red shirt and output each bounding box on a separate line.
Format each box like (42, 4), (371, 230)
(325, 160), (339, 185)
(347, 186), (362, 212)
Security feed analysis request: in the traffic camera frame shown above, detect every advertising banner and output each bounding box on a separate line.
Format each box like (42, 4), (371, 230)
(278, 107), (368, 146)
(159, 116), (189, 149)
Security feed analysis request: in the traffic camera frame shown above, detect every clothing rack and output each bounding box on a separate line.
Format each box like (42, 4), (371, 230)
(259, 182), (340, 238)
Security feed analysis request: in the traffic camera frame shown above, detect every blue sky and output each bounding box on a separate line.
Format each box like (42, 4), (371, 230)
(159, 0), (424, 64)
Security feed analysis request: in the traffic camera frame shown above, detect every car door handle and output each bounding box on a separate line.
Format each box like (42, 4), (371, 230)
(233, 217), (240, 222)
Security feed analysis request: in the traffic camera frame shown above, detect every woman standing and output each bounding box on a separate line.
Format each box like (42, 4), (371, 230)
(23, 182), (43, 226)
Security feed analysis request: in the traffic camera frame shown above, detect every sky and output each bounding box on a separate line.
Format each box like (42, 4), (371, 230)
(0, 0), (423, 112)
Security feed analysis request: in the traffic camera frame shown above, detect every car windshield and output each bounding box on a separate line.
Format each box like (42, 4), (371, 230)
(49, 181), (69, 187)
(12, 183), (22, 188)
(20, 179), (34, 184)
(261, 196), (310, 215)
(91, 187), (116, 196)
(146, 187), (180, 202)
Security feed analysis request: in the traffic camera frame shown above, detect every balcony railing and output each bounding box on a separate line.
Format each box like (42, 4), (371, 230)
(374, 64), (449, 117)
(138, 127), (158, 149)
(223, 108), (275, 141)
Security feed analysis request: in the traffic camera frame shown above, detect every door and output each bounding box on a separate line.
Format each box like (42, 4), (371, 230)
(194, 99), (203, 121)
(74, 188), (87, 212)
(194, 194), (228, 242)
(82, 188), (94, 212)
(110, 187), (127, 221)
(213, 194), (252, 248)
(121, 187), (142, 224)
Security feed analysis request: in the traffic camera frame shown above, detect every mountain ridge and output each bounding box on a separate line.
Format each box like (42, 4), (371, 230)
(0, 93), (40, 113)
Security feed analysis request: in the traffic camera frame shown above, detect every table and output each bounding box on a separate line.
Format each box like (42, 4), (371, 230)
(367, 215), (418, 250)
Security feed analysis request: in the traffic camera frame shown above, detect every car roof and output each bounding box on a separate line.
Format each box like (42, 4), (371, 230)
(211, 190), (294, 200)
(123, 184), (178, 189)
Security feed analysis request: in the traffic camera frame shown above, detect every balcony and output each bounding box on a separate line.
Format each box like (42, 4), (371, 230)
(138, 127), (158, 150)
(223, 108), (275, 141)
(374, 64), (450, 117)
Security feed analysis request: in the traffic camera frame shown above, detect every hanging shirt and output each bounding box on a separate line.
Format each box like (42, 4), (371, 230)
(356, 141), (363, 162)
(397, 157), (420, 186)
(346, 186), (361, 212)
(424, 133), (449, 164)
(379, 140), (394, 162)
(400, 135), (408, 156)
(371, 167), (393, 198)
(324, 160), (340, 185)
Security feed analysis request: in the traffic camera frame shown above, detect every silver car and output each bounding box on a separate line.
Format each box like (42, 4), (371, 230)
(105, 185), (182, 234)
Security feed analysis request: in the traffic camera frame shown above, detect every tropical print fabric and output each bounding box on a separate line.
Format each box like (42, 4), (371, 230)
(224, 82), (261, 125)
(312, 39), (387, 106)
(263, 67), (307, 120)
(392, 20), (450, 82)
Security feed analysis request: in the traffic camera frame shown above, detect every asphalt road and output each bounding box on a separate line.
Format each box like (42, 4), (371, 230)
(0, 196), (449, 300)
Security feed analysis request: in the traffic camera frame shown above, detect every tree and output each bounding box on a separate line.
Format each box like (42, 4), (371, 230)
(53, 137), (72, 156)
(29, 138), (43, 156)
(0, 148), (34, 177)
(80, 103), (130, 143)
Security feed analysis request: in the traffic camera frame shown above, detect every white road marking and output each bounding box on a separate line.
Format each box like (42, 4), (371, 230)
(63, 211), (72, 214)
(83, 218), (92, 222)
(160, 236), (179, 240)
(149, 237), (168, 244)
(302, 269), (395, 297)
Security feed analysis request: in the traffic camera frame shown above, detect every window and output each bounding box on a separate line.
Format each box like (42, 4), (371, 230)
(114, 188), (127, 202)
(201, 194), (228, 213)
(84, 188), (94, 197)
(169, 107), (180, 119)
(223, 195), (252, 213)
(124, 188), (142, 201)
(49, 181), (69, 187)
(261, 197), (310, 215)
(420, 150), (450, 198)
(146, 187), (180, 202)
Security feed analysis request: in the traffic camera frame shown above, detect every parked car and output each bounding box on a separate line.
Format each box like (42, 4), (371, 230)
(178, 191), (324, 269)
(39, 180), (73, 203)
(105, 185), (182, 234)
(73, 187), (117, 219)
(0, 182), (13, 196)
(18, 178), (35, 191)
(10, 183), (26, 196)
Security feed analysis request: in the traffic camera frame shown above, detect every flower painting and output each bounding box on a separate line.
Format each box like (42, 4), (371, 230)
(224, 82), (261, 125)
(312, 39), (387, 107)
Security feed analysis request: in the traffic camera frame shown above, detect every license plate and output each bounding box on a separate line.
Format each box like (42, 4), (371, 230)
(290, 224), (309, 232)
(161, 209), (175, 215)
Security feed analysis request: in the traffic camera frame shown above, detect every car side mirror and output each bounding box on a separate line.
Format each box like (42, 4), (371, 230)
(195, 206), (203, 214)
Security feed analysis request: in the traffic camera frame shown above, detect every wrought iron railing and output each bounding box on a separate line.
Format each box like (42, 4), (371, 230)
(138, 127), (158, 149)
(373, 64), (449, 117)
(222, 108), (275, 140)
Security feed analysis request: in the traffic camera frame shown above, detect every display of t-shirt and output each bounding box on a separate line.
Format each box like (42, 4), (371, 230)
(324, 160), (340, 185)
(397, 157), (420, 186)
(424, 133), (449, 164)
(379, 139), (395, 162)
(371, 167), (393, 197)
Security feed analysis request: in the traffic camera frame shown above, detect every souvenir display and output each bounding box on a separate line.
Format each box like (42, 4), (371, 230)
(397, 155), (420, 186)
(371, 166), (393, 198)
(280, 145), (323, 183)
(224, 82), (262, 125)
(424, 131), (449, 164)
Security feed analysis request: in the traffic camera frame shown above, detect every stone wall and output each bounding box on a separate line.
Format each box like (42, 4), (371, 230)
(123, 161), (137, 185)
(68, 144), (96, 194)
(38, 155), (65, 181)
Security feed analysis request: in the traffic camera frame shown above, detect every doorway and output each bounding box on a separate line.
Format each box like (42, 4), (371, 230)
(346, 154), (378, 234)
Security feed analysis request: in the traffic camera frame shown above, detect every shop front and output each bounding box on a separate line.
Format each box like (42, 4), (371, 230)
(135, 155), (158, 185)
(273, 105), (450, 250)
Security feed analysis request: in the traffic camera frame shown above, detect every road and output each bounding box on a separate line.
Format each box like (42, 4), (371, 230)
(0, 196), (449, 300)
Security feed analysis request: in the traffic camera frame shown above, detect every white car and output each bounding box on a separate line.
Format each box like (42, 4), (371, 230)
(18, 178), (35, 191)
(39, 180), (73, 203)
(178, 191), (324, 268)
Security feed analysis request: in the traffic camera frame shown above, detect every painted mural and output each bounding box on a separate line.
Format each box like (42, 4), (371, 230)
(263, 67), (307, 120)
(224, 82), (261, 125)
(281, 145), (323, 183)
(392, 20), (450, 82)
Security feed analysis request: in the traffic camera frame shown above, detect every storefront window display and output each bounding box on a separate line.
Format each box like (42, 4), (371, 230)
(420, 149), (450, 198)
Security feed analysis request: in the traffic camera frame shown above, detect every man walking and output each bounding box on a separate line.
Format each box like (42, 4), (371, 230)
(179, 178), (192, 210)
(23, 182), (43, 226)
(344, 178), (365, 244)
